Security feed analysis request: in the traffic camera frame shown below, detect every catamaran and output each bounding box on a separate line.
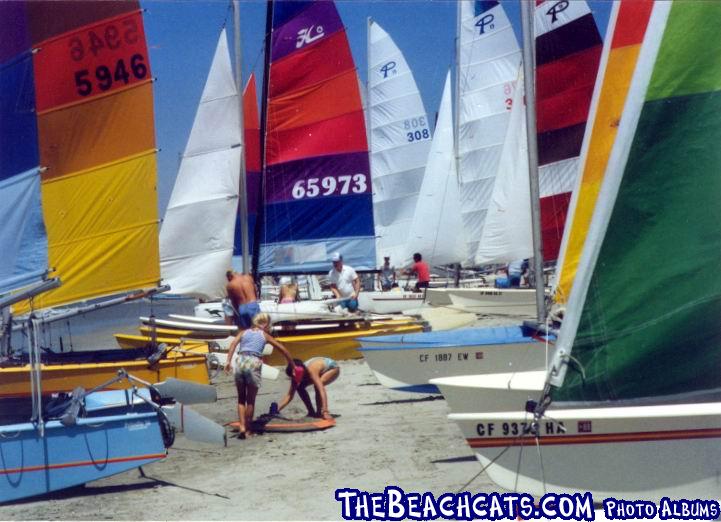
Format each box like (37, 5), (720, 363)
(0, 1), (224, 502)
(441, 0), (721, 500)
(358, 0), (602, 393)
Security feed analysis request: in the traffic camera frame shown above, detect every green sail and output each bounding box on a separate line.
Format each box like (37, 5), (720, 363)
(554, 1), (721, 402)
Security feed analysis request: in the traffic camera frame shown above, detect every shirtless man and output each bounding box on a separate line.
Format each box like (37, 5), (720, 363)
(225, 271), (260, 329)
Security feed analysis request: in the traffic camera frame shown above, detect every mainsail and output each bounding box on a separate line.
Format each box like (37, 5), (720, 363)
(367, 20), (432, 267)
(475, 68), (532, 265)
(160, 28), (241, 299)
(550, 0), (721, 402)
(457, 1), (521, 266)
(407, 71), (466, 266)
(258, 1), (375, 273)
(6, 1), (160, 311)
(553, 0), (653, 303)
(535, 0), (602, 261)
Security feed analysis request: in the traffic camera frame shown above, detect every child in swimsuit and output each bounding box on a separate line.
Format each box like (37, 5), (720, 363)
(224, 312), (295, 437)
(277, 356), (340, 420)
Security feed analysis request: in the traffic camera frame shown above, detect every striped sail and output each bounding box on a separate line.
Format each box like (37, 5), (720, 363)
(407, 72), (466, 266)
(457, 1), (521, 266)
(160, 29), (241, 299)
(368, 20), (432, 267)
(554, 0), (653, 303)
(535, 0), (602, 261)
(259, 1), (375, 273)
(551, 0), (721, 402)
(234, 74), (261, 262)
(4, 1), (160, 311)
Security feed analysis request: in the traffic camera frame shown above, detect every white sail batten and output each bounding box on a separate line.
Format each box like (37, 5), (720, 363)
(407, 72), (466, 266)
(457, 1), (521, 266)
(160, 28), (241, 299)
(475, 68), (532, 265)
(368, 20), (432, 267)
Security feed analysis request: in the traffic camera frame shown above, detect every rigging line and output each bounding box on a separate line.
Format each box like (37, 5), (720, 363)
(454, 421), (540, 494)
(536, 428), (548, 495)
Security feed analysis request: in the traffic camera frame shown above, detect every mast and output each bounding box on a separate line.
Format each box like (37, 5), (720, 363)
(233, 1), (249, 273)
(453, 0), (462, 233)
(251, 0), (274, 283)
(520, 0), (546, 323)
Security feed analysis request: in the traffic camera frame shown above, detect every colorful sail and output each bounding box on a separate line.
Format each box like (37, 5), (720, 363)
(367, 20), (432, 267)
(160, 29), (240, 299)
(259, 1), (375, 273)
(457, 1), (521, 266)
(554, 0), (653, 303)
(535, 0), (602, 261)
(0, 2), (48, 294)
(551, 0), (721, 402)
(234, 74), (261, 262)
(407, 71), (466, 266)
(6, 1), (160, 311)
(475, 68), (532, 265)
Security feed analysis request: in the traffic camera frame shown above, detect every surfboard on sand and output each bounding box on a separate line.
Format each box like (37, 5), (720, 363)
(226, 414), (335, 433)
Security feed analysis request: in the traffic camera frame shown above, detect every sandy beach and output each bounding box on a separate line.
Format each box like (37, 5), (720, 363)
(0, 357), (496, 520)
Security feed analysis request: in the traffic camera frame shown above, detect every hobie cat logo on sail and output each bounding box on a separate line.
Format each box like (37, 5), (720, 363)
(296, 25), (325, 48)
(546, 1), (569, 24)
(379, 61), (396, 79)
(475, 13), (495, 35)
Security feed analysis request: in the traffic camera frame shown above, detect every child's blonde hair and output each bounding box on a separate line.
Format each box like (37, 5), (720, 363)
(252, 312), (271, 328)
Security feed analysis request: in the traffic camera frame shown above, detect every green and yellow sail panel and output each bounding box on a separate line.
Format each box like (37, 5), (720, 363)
(259, 0), (375, 273)
(554, 0), (653, 304)
(535, 0), (602, 261)
(551, 1), (721, 402)
(9, 1), (160, 311)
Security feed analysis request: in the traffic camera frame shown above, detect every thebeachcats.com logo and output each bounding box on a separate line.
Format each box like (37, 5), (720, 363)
(334, 487), (721, 520)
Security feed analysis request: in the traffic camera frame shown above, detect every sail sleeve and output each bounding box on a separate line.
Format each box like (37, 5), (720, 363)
(259, 1), (375, 273)
(551, 1), (721, 402)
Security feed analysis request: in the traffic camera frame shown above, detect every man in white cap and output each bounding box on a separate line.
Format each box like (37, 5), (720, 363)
(328, 252), (360, 312)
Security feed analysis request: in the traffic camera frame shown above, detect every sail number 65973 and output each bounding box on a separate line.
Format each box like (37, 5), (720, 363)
(291, 174), (368, 199)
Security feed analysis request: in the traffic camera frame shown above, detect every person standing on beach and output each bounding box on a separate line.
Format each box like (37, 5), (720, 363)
(278, 357), (339, 421)
(224, 313), (296, 438)
(404, 252), (430, 293)
(378, 256), (396, 291)
(328, 252), (360, 312)
(225, 270), (260, 328)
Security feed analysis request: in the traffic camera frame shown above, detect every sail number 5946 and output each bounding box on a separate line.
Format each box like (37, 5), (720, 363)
(291, 174), (368, 199)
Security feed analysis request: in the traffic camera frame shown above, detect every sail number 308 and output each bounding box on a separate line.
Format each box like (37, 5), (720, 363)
(291, 174), (368, 199)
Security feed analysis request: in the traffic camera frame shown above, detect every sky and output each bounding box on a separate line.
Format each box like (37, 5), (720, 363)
(143, 0), (614, 216)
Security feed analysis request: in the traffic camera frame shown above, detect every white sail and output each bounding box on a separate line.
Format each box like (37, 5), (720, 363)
(367, 20), (432, 267)
(457, 1), (521, 266)
(160, 29), (241, 299)
(407, 72), (466, 266)
(474, 68), (532, 265)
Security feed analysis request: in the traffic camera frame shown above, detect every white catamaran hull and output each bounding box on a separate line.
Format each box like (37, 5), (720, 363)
(449, 402), (721, 501)
(357, 291), (425, 314)
(431, 370), (547, 413)
(195, 300), (343, 323)
(425, 288), (538, 316)
(358, 327), (549, 393)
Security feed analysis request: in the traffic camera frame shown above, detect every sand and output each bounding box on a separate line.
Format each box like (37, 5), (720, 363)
(0, 358), (497, 520)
